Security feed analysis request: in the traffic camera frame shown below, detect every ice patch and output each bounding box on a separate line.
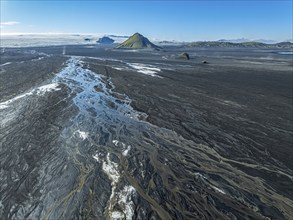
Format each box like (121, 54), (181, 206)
(36, 83), (61, 95)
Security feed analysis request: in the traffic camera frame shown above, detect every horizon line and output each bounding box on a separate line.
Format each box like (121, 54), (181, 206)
(0, 32), (292, 43)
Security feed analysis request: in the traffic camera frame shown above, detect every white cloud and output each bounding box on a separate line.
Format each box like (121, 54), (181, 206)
(0, 21), (20, 26)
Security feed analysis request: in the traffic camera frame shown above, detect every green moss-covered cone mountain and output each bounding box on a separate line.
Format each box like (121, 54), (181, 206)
(116, 33), (160, 49)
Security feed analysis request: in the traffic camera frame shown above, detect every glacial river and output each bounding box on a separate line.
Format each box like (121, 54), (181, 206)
(0, 55), (292, 219)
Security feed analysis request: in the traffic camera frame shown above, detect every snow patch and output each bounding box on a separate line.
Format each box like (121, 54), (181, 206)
(222, 100), (242, 108)
(36, 83), (61, 95)
(110, 185), (136, 220)
(102, 153), (120, 184)
(112, 67), (126, 71)
(93, 153), (135, 219)
(111, 211), (124, 219)
(127, 63), (162, 77)
(76, 130), (88, 140)
(84, 46), (95, 48)
(0, 104), (9, 110)
(112, 140), (119, 146)
(111, 140), (131, 156)
(212, 186), (226, 194)
(0, 83), (61, 109)
(32, 56), (46, 62)
(98, 153), (121, 218)
(0, 92), (33, 109)
(93, 153), (119, 184)
(122, 145), (131, 156)
(0, 62), (12, 67)
(92, 152), (120, 203)
(93, 152), (102, 162)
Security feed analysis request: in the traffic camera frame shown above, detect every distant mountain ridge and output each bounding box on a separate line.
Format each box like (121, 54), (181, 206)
(116, 33), (160, 49)
(184, 41), (293, 49)
(218, 38), (277, 44)
(218, 38), (251, 43)
(108, 35), (130, 38)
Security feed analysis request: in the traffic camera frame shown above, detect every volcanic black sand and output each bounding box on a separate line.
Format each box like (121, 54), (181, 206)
(0, 45), (292, 220)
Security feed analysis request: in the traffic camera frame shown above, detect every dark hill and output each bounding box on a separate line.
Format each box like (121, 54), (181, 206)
(97, 36), (115, 44)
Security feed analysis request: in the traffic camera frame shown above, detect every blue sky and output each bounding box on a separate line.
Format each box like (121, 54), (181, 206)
(0, 1), (292, 41)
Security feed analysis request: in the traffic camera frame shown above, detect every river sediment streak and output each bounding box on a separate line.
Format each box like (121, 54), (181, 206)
(0, 49), (292, 220)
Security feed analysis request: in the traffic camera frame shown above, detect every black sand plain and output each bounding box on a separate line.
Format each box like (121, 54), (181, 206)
(0, 45), (292, 220)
